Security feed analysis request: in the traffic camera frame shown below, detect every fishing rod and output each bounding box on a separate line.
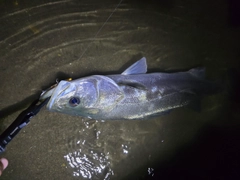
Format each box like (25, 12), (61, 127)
(0, 97), (50, 154)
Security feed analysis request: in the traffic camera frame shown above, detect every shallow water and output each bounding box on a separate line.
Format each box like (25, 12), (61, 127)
(0, 0), (239, 179)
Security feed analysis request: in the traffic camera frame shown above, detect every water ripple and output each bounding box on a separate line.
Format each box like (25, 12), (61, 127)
(0, 0), (73, 19)
(64, 150), (113, 179)
(63, 119), (114, 179)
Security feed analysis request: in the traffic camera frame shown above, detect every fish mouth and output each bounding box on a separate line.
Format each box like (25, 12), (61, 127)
(56, 84), (71, 97)
(47, 81), (71, 110)
(40, 86), (57, 101)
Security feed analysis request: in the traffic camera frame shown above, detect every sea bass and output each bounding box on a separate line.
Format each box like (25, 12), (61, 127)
(40, 57), (219, 120)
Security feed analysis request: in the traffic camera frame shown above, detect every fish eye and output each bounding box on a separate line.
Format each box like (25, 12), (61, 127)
(69, 97), (80, 107)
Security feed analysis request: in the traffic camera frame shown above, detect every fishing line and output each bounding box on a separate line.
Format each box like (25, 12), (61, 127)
(77, 0), (123, 61)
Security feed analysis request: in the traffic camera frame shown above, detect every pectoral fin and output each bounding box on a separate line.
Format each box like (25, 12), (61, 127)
(117, 81), (147, 90)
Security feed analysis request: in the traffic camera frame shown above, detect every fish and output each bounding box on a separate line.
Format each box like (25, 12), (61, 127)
(40, 57), (220, 120)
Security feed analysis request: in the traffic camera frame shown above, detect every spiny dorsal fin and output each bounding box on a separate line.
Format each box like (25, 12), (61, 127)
(121, 57), (147, 75)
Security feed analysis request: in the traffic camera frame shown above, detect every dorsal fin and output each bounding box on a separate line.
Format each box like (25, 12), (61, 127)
(121, 57), (147, 75)
(188, 67), (205, 79)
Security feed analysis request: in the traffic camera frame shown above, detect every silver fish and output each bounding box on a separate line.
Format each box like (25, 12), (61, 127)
(41, 57), (219, 120)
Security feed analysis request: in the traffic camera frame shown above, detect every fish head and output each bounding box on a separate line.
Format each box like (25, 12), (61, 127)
(46, 78), (99, 115)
